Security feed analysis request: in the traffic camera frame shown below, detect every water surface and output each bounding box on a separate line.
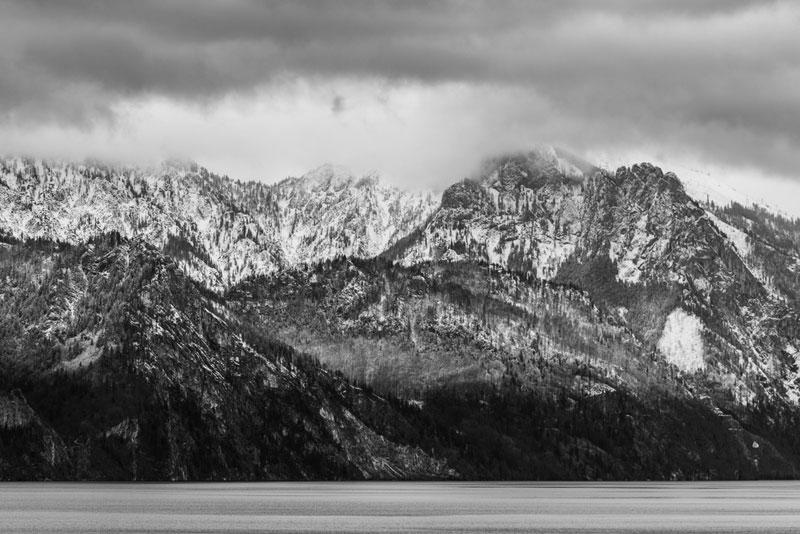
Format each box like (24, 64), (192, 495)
(1, 481), (799, 533)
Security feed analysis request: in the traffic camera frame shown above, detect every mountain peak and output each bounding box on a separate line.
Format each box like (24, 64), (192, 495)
(531, 144), (599, 178)
(612, 162), (687, 197)
(475, 145), (597, 192)
(0, 157), (437, 289)
(285, 163), (381, 192)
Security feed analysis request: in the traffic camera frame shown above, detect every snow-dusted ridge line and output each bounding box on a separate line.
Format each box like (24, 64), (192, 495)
(0, 157), (439, 289)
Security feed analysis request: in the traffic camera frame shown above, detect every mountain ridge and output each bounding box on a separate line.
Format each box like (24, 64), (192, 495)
(0, 157), (438, 290)
(3, 147), (800, 480)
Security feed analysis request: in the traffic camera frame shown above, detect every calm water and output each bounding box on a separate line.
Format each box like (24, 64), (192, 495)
(1, 481), (800, 533)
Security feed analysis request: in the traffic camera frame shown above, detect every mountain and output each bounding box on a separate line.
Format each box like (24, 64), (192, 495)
(0, 159), (437, 290)
(387, 146), (592, 278)
(0, 234), (453, 480)
(387, 154), (800, 410)
(228, 257), (798, 479)
(703, 201), (800, 309)
(2, 147), (800, 480)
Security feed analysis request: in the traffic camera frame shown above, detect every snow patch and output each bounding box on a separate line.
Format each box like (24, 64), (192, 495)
(658, 309), (705, 372)
(707, 211), (751, 258)
(784, 343), (800, 404)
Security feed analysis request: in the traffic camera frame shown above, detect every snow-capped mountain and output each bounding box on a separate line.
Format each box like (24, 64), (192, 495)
(268, 164), (437, 265)
(3, 146), (800, 480)
(388, 147), (590, 278)
(0, 158), (437, 289)
(387, 151), (800, 409)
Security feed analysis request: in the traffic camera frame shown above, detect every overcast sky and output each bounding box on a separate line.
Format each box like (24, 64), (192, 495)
(0, 0), (798, 211)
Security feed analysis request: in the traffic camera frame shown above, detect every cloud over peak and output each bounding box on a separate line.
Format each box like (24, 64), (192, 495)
(0, 0), (798, 202)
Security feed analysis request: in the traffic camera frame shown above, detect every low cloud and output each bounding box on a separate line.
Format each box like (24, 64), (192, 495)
(331, 95), (345, 114)
(0, 0), (798, 191)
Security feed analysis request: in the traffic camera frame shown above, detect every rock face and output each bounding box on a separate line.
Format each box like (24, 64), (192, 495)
(228, 258), (798, 479)
(270, 164), (437, 265)
(0, 236), (453, 480)
(0, 159), (437, 290)
(2, 146), (800, 480)
(389, 148), (590, 279)
(388, 154), (800, 410)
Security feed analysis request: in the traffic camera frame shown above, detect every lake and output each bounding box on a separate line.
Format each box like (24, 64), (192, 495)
(1, 481), (800, 533)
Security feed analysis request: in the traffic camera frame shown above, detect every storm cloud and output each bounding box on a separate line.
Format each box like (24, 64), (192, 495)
(0, 0), (798, 200)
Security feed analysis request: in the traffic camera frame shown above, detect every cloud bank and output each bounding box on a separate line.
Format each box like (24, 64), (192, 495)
(0, 0), (798, 208)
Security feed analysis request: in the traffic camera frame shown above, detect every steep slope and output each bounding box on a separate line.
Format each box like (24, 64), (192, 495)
(229, 257), (800, 479)
(230, 258), (651, 398)
(3, 147), (800, 480)
(388, 147), (590, 279)
(0, 159), (437, 290)
(0, 234), (453, 480)
(703, 201), (800, 309)
(268, 164), (436, 264)
(386, 153), (800, 410)
(562, 166), (800, 408)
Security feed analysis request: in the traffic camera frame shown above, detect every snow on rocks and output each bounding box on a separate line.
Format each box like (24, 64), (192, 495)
(658, 308), (706, 372)
(707, 211), (751, 259)
(0, 158), (438, 289)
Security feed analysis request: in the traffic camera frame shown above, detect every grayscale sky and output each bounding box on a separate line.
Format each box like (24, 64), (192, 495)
(0, 0), (798, 211)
